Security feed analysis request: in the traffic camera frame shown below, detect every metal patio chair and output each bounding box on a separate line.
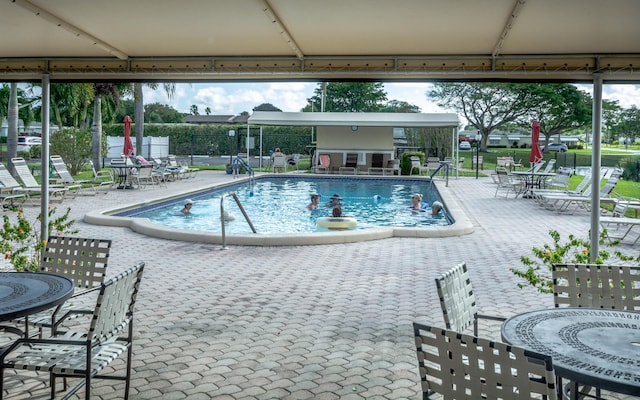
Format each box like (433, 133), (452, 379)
(10, 236), (111, 338)
(434, 262), (506, 336)
(413, 322), (558, 400)
(0, 262), (145, 400)
(552, 263), (640, 311)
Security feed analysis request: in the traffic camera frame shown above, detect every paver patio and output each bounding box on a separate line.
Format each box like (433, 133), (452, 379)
(2, 171), (637, 399)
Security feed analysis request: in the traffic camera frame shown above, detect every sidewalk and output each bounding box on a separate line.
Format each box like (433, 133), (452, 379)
(4, 173), (636, 399)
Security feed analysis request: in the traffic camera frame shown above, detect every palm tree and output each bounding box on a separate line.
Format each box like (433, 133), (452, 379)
(133, 82), (175, 155)
(92, 83), (120, 169)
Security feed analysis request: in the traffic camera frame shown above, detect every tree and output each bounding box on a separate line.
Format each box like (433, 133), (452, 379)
(133, 82), (175, 155)
(531, 84), (592, 151)
(92, 84), (120, 169)
(144, 103), (184, 123)
(305, 82), (388, 112)
(429, 82), (541, 151)
(190, 105), (199, 115)
(204, 107), (211, 115)
(49, 83), (94, 129)
(50, 128), (95, 174)
(253, 103), (282, 112)
(379, 99), (421, 113)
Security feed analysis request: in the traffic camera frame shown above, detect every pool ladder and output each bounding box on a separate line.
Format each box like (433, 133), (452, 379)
(232, 156), (255, 184)
(220, 192), (256, 249)
(429, 162), (450, 187)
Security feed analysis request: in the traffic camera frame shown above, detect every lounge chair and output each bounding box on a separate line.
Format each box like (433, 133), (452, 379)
(339, 153), (358, 175)
(50, 155), (110, 195)
(2, 159), (67, 204)
(89, 160), (114, 188)
(167, 154), (198, 178)
(314, 154), (331, 173)
(539, 169), (622, 213)
(600, 199), (640, 244)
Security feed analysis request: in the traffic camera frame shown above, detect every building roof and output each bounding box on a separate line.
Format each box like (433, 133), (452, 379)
(248, 112), (459, 128)
(184, 115), (249, 124)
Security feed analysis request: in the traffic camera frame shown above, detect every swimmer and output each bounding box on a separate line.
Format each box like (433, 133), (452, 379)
(325, 193), (342, 208)
(431, 201), (444, 216)
(332, 206), (346, 217)
(409, 193), (428, 212)
(181, 199), (193, 214)
(307, 194), (320, 210)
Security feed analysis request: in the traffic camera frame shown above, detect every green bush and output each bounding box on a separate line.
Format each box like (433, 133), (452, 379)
(50, 128), (99, 175)
(400, 151), (424, 175)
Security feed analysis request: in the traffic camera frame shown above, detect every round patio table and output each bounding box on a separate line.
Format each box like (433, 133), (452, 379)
(501, 308), (640, 399)
(0, 272), (74, 322)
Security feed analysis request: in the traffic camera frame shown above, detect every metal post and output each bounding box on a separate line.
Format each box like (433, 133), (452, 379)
(475, 131), (480, 179)
(228, 129), (235, 166)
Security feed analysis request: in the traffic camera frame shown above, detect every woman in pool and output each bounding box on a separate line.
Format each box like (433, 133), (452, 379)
(325, 193), (342, 208)
(181, 199), (193, 214)
(431, 201), (444, 216)
(307, 194), (320, 210)
(409, 193), (429, 212)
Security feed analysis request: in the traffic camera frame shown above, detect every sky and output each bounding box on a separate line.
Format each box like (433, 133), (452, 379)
(142, 82), (640, 117)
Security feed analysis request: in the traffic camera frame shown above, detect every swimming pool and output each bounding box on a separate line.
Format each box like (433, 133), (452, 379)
(116, 176), (452, 234)
(84, 174), (474, 246)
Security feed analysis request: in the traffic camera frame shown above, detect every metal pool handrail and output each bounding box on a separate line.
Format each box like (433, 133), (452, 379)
(220, 192), (256, 249)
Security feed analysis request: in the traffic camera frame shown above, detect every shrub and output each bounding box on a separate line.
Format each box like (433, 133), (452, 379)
(511, 230), (639, 293)
(0, 207), (78, 272)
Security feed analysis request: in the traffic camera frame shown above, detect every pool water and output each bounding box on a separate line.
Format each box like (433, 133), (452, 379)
(119, 177), (451, 234)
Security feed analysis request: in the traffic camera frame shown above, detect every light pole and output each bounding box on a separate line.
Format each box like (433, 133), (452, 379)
(228, 129), (235, 166)
(475, 131), (481, 179)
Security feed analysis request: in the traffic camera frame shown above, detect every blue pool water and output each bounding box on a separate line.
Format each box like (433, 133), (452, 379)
(117, 176), (451, 234)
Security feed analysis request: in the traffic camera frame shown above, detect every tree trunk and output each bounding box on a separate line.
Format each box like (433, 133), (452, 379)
(134, 83), (144, 156)
(92, 95), (103, 169)
(7, 83), (18, 173)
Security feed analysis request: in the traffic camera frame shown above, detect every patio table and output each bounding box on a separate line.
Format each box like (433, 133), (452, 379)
(0, 272), (74, 338)
(109, 164), (137, 189)
(511, 171), (556, 197)
(501, 307), (640, 400)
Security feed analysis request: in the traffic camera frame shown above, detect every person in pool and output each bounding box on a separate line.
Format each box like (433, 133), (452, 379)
(181, 199), (193, 214)
(332, 206), (346, 217)
(431, 201), (444, 216)
(325, 193), (342, 208)
(307, 193), (320, 210)
(409, 193), (429, 212)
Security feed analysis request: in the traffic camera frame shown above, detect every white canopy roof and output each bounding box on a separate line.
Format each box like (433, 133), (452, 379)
(248, 112), (459, 128)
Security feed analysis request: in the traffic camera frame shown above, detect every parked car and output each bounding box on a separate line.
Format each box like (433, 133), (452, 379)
(459, 141), (471, 150)
(17, 136), (42, 153)
(542, 143), (568, 152)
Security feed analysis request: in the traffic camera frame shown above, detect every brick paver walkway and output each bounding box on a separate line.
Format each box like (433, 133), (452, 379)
(2, 171), (637, 399)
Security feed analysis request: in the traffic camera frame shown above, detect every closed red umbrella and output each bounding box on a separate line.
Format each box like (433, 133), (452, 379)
(123, 115), (134, 157)
(529, 120), (543, 164)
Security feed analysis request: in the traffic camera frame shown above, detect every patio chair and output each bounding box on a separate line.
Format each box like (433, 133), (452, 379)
(413, 322), (558, 400)
(367, 153), (385, 175)
(383, 159), (400, 175)
(494, 168), (524, 198)
(272, 153), (287, 173)
(0, 262), (144, 400)
(539, 169), (622, 213)
(315, 154), (331, 173)
(2, 158), (67, 204)
(9, 236), (111, 338)
(50, 155), (109, 195)
(434, 263), (506, 336)
(552, 263), (640, 310)
(129, 165), (156, 189)
(287, 154), (300, 170)
(13, 157), (80, 199)
(89, 160), (114, 189)
(409, 156), (428, 176)
(339, 153), (358, 174)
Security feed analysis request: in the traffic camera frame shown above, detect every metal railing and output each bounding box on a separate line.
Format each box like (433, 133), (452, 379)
(429, 162), (450, 187)
(220, 192), (256, 249)
(232, 156), (254, 183)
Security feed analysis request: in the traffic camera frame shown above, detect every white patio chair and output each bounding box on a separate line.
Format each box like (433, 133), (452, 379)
(434, 263), (506, 337)
(409, 156), (428, 176)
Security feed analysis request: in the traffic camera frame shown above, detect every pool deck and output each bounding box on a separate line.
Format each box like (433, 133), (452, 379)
(3, 170), (637, 400)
